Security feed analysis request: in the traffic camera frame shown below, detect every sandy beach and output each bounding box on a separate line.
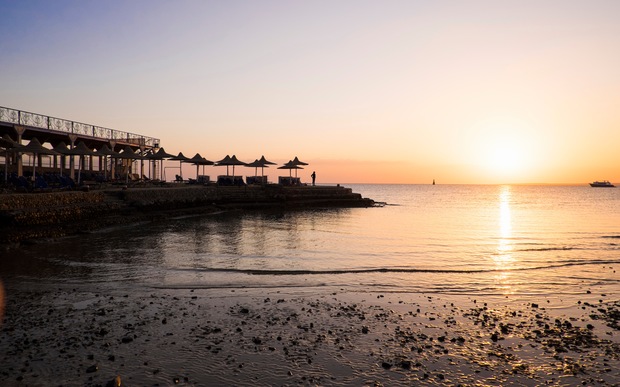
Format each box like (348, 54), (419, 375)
(1, 280), (618, 386)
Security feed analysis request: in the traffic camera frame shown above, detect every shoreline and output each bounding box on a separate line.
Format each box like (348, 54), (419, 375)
(0, 280), (618, 386)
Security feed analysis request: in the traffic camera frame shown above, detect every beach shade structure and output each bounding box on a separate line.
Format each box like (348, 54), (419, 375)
(244, 159), (264, 177)
(215, 155), (247, 177)
(290, 156), (309, 178)
(259, 155), (276, 182)
(1, 135), (25, 182)
(52, 141), (73, 176)
(226, 155), (246, 177)
(95, 144), (120, 181)
(65, 141), (97, 185)
(96, 144), (120, 158)
(53, 141), (71, 154)
(259, 155), (277, 165)
(215, 155), (232, 175)
(146, 147), (175, 180)
(0, 134), (24, 150)
(117, 146), (144, 183)
(169, 152), (191, 180)
(292, 156), (309, 166)
(20, 137), (60, 182)
(278, 159), (304, 178)
(244, 155), (276, 183)
(186, 153), (214, 180)
(117, 146), (143, 160)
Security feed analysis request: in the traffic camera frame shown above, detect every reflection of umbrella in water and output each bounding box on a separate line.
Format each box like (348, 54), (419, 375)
(20, 137), (60, 182)
(146, 147), (175, 180)
(215, 155), (246, 177)
(186, 153), (214, 180)
(169, 152), (191, 180)
(278, 160), (304, 178)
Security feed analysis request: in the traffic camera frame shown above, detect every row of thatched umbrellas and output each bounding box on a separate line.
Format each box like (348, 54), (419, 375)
(1, 134), (309, 184)
(147, 150), (309, 181)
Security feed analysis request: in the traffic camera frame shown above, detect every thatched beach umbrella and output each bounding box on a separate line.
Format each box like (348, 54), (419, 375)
(257, 155), (276, 178)
(20, 138), (59, 182)
(1, 134), (25, 181)
(278, 160), (304, 179)
(0, 134), (23, 149)
(64, 141), (96, 185)
(245, 159), (264, 177)
(52, 141), (72, 176)
(95, 144), (119, 181)
(244, 155), (276, 182)
(292, 156), (308, 166)
(290, 156), (309, 178)
(186, 153), (214, 180)
(118, 146), (143, 183)
(146, 147), (175, 180)
(215, 155), (247, 177)
(169, 152), (191, 180)
(215, 155), (232, 176)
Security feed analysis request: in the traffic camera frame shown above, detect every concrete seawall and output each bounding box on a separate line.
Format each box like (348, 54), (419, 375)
(120, 185), (370, 209)
(0, 185), (374, 245)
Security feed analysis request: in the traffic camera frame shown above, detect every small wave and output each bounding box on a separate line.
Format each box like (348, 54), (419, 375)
(177, 259), (620, 276)
(602, 235), (620, 239)
(517, 246), (576, 252)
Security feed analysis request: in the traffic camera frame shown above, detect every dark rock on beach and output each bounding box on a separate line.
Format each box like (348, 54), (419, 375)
(0, 287), (619, 386)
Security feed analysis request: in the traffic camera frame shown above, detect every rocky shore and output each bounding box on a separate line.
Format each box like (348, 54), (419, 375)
(0, 284), (618, 386)
(0, 185), (374, 246)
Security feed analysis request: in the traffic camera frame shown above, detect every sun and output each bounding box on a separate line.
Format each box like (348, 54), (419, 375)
(471, 116), (534, 180)
(488, 145), (522, 174)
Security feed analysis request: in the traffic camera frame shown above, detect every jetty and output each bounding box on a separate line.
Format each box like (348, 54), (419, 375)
(0, 184), (374, 245)
(0, 106), (375, 246)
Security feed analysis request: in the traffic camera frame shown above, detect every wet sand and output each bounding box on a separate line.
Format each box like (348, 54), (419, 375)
(0, 281), (618, 386)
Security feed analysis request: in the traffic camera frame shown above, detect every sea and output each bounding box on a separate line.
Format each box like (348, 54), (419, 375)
(3, 184), (619, 301)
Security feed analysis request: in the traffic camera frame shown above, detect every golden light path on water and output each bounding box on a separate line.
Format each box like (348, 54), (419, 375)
(494, 186), (515, 293)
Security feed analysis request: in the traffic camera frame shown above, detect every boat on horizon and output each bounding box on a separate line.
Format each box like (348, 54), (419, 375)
(589, 180), (615, 187)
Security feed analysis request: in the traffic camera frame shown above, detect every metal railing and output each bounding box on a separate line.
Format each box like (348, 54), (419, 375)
(0, 106), (160, 147)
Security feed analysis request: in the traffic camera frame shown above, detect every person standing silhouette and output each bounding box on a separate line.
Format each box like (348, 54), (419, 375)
(311, 171), (316, 186)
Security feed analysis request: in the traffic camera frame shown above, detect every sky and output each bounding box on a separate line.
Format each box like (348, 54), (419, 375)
(1, 0), (619, 184)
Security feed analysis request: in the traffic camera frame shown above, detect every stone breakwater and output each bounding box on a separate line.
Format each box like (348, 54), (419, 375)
(0, 185), (374, 245)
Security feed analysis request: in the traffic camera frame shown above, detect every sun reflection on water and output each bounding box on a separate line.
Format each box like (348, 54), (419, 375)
(497, 186), (513, 259)
(494, 186), (516, 293)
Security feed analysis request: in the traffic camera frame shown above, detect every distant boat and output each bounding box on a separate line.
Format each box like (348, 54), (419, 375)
(590, 180), (615, 187)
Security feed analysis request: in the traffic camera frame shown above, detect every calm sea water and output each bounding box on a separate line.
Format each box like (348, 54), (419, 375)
(3, 184), (620, 298)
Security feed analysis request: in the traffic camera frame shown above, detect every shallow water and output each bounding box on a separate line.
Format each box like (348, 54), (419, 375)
(2, 184), (619, 299)
(1, 184), (619, 386)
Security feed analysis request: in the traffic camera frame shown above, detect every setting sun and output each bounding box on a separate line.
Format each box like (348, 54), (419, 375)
(487, 145), (524, 174)
(466, 115), (540, 182)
